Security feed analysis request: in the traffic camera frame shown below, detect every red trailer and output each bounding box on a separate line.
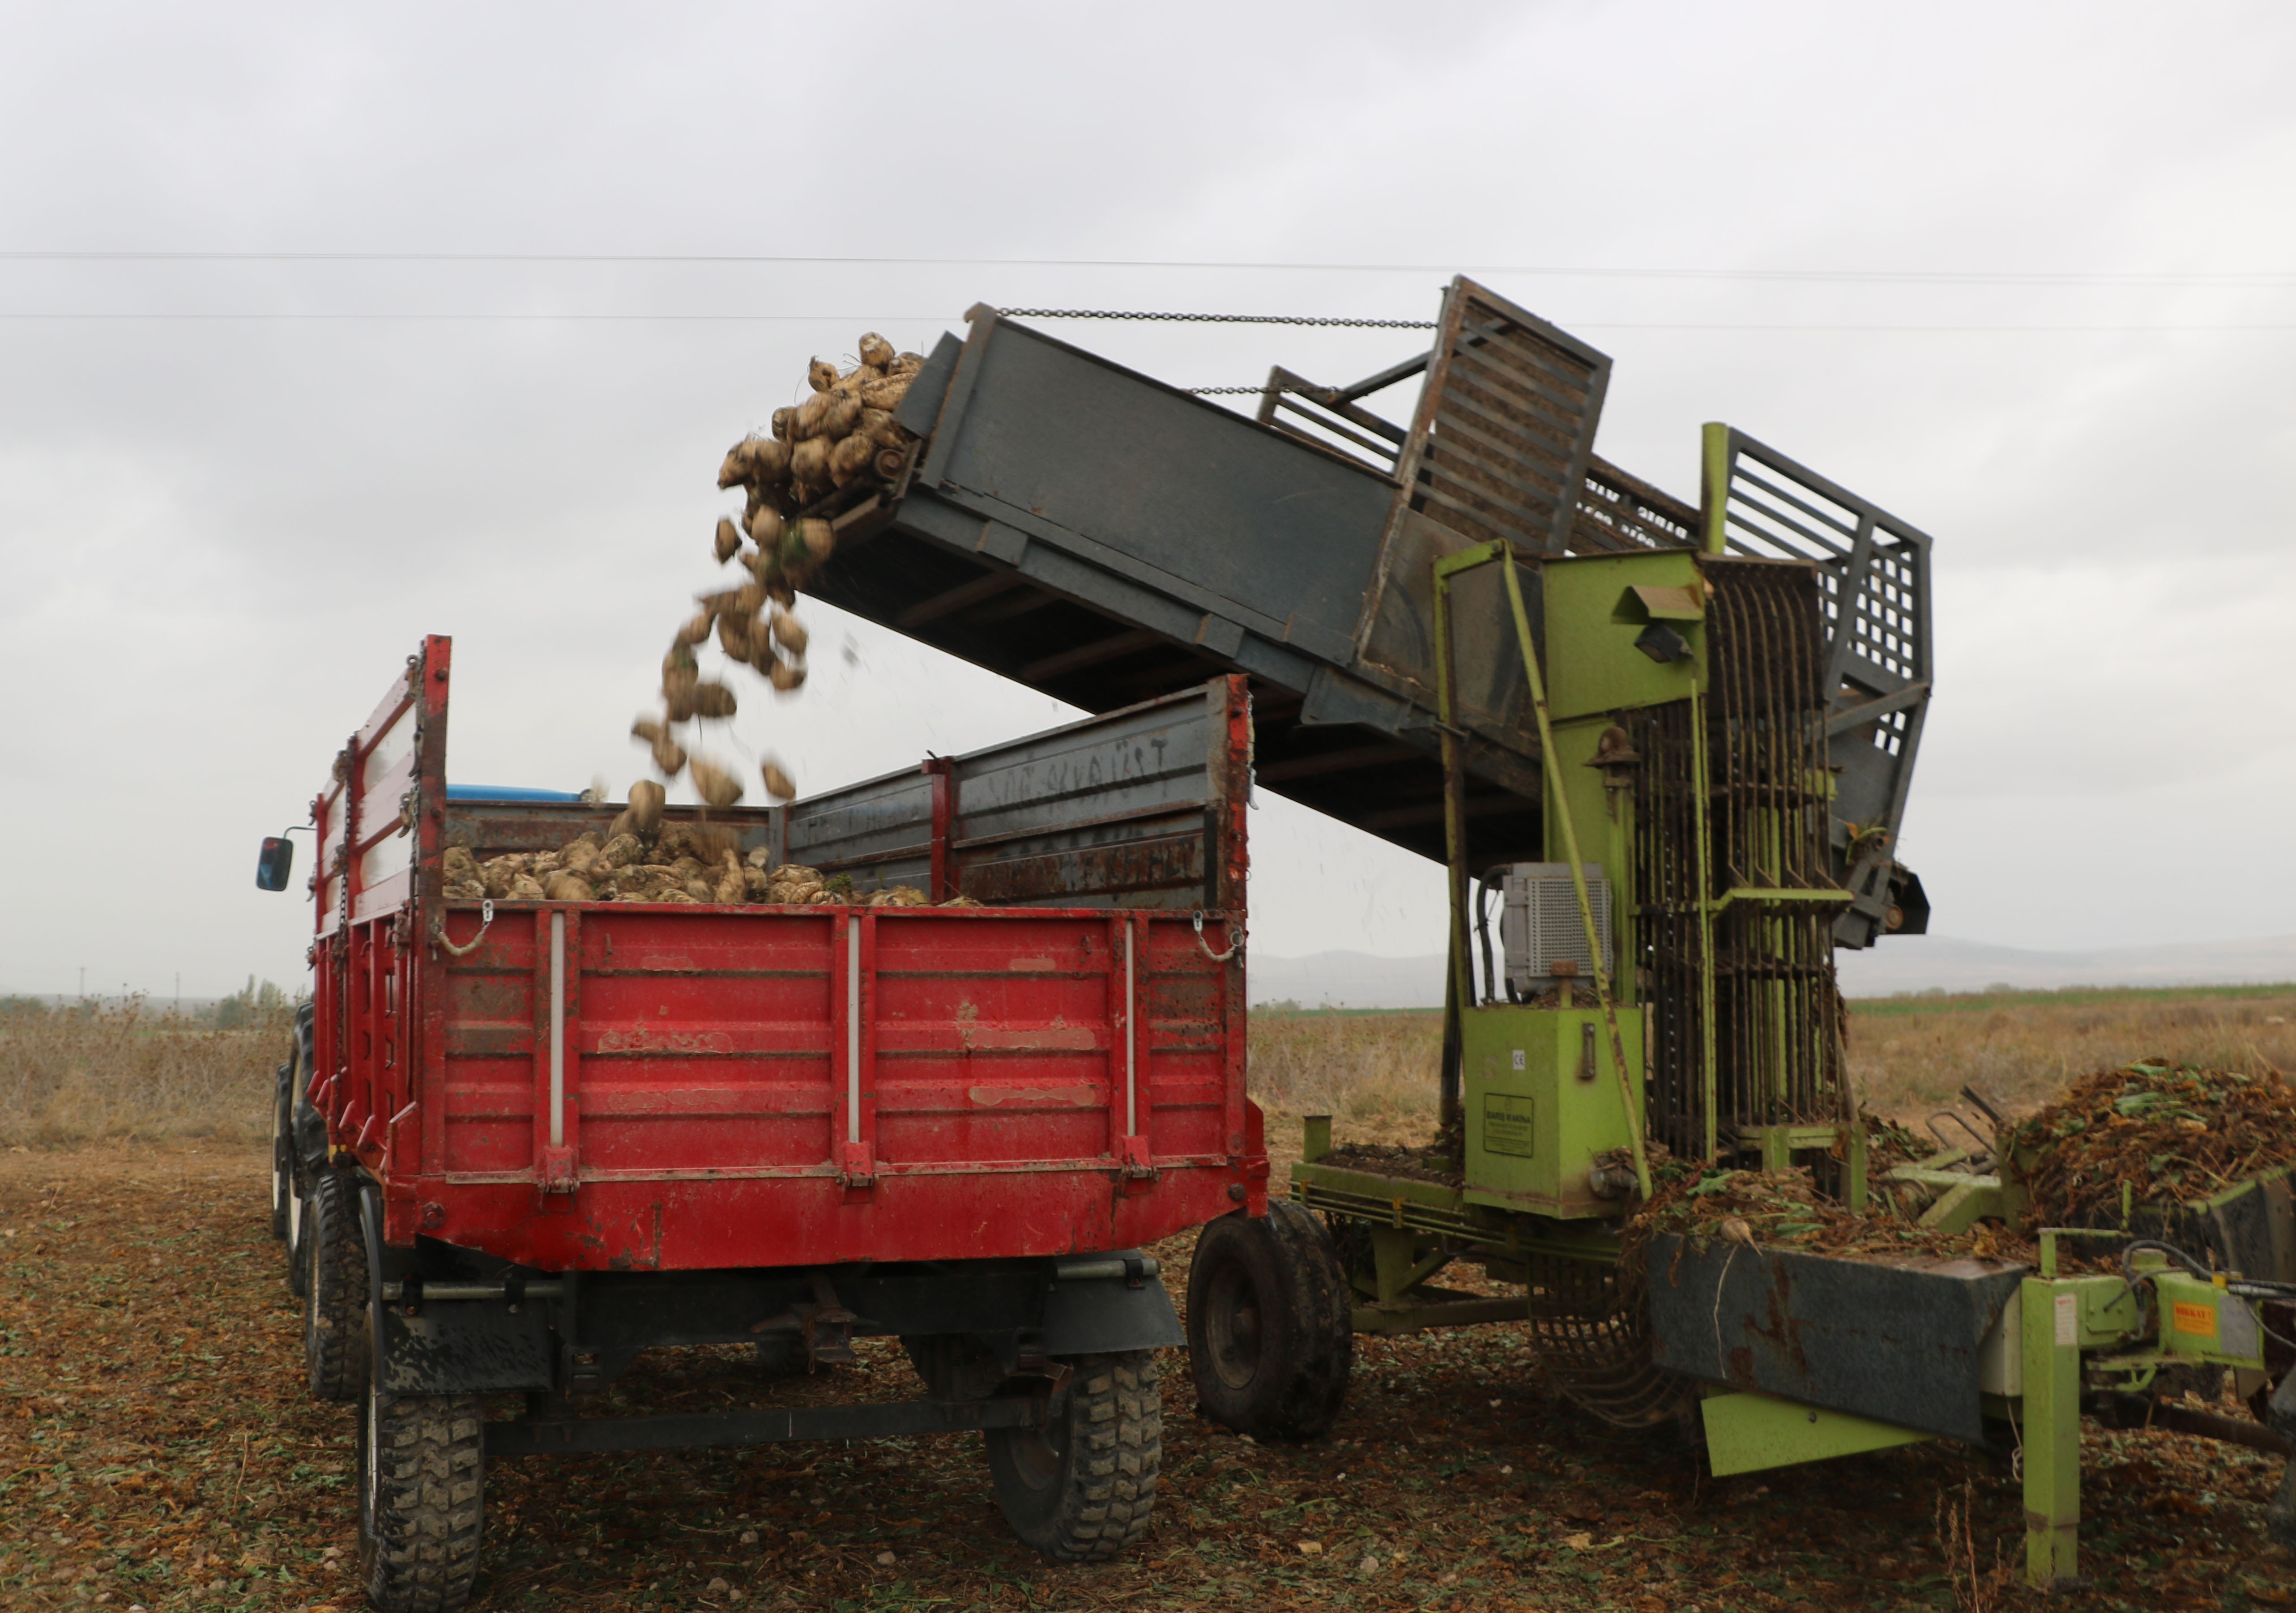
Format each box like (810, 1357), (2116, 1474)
(260, 636), (1265, 1613)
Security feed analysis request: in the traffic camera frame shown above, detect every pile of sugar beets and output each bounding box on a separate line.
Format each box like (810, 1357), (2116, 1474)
(439, 817), (947, 909)
(640, 332), (929, 813)
(436, 334), (969, 909)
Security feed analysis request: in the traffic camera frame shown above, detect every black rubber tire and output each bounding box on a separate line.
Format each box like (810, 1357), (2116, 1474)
(283, 1154), (309, 1301)
(274, 1065), (311, 1299)
(1186, 1200), (1353, 1441)
(987, 1351), (1161, 1562)
(305, 1168), (371, 1403)
(269, 1063), (293, 1243)
(357, 1379), (485, 1613)
(755, 1332), (815, 1378)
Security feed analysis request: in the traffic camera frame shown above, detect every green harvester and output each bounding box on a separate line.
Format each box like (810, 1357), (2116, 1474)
(1184, 426), (2296, 1590)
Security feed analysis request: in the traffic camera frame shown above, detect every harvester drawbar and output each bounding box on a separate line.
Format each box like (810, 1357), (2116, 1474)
(816, 277), (2296, 1588)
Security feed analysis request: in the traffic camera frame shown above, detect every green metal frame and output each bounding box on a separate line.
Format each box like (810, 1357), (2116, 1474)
(1433, 541), (1651, 1197)
(1285, 500), (2288, 1595)
(2014, 1234), (2270, 1587)
(1701, 1387), (1932, 1477)
(1458, 1004), (1643, 1217)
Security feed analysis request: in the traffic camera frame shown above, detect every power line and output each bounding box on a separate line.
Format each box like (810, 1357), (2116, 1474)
(0, 251), (2293, 287)
(0, 311), (940, 322)
(996, 308), (1438, 328)
(0, 312), (2292, 332)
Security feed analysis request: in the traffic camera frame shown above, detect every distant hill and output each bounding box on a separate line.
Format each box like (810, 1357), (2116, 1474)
(1834, 933), (2296, 997)
(1248, 951), (1447, 1010)
(1248, 934), (2296, 1008)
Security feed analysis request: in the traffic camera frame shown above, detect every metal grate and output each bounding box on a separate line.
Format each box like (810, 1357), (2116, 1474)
(1630, 560), (1846, 1157)
(1571, 456), (1700, 554)
(1522, 1251), (1694, 1429)
(1394, 279), (1611, 558)
(1704, 429), (1934, 948)
(1498, 863), (1612, 991)
(1707, 559), (1844, 1137)
(1625, 698), (1707, 1161)
(1255, 364), (1406, 476)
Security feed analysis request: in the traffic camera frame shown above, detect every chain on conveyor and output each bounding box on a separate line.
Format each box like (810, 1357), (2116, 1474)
(990, 306), (1438, 398)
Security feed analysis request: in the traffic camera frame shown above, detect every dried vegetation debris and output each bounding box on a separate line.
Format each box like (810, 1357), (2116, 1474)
(1635, 1158), (2033, 1267)
(4, 1146), (2294, 1610)
(2006, 1060), (2296, 1230)
(1319, 1140), (1463, 1187)
(1633, 1055), (2296, 1268)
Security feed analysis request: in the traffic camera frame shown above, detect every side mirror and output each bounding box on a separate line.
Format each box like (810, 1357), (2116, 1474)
(256, 836), (296, 892)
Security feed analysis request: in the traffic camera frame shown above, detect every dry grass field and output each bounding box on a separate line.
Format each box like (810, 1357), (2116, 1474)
(13, 983), (2295, 1153)
(4, 988), (2295, 1610)
(1255, 983), (2296, 1159)
(0, 1000), (291, 1149)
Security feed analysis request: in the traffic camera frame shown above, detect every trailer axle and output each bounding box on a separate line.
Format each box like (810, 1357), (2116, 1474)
(487, 1393), (1044, 1457)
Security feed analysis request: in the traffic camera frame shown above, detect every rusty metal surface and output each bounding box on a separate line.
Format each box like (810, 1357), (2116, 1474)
(776, 679), (1243, 909)
(306, 643), (1265, 1276)
(1645, 1232), (2025, 1443)
(802, 290), (1617, 869)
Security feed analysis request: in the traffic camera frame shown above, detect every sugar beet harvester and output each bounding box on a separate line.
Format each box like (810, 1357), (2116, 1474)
(765, 277), (2295, 1588)
(259, 661), (1263, 1612)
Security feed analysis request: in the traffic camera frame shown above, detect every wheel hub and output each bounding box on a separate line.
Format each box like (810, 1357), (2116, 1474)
(1204, 1260), (1264, 1391)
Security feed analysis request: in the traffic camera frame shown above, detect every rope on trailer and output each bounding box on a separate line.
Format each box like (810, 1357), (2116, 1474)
(430, 899), (495, 958)
(996, 308), (1437, 329)
(1192, 911), (1243, 962)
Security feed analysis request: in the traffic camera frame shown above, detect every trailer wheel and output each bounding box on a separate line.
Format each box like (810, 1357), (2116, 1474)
(305, 1168), (371, 1403)
(987, 1350), (1161, 1562)
(755, 1332), (814, 1378)
(357, 1379), (485, 1613)
(1186, 1201), (1353, 1441)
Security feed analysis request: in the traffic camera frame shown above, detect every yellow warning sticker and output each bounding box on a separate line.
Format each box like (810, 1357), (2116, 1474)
(2172, 1300), (2218, 1341)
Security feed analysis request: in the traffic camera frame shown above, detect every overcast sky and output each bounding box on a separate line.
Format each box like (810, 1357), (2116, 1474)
(3, 2), (2293, 1000)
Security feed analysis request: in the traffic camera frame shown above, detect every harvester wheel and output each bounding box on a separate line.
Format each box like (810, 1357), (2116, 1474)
(305, 1168), (371, 1403)
(357, 1378), (485, 1613)
(1186, 1201), (1353, 1441)
(987, 1350), (1161, 1561)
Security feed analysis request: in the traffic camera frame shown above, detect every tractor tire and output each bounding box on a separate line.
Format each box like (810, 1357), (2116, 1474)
(269, 1062), (293, 1242)
(987, 1350), (1161, 1562)
(305, 1168), (371, 1403)
(1186, 1200), (1353, 1441)
(357, 1378), (485, 1613)
(283, 1153), (309, 1301)
(273, 1068), (310, 1299)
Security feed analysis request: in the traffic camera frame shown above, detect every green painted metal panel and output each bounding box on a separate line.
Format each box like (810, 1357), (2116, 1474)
(1700, 1389), (1930, 1477)
(2156, 1273), (2266, 1368)
(1541, 550), (1709, 722)
(2021, 1276), (2083, 1587)
(1291, 1160), (1466, 1213)
(1460, 1004), (1642, 1216)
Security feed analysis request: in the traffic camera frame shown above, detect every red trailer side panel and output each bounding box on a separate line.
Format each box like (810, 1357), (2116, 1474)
(307, 643), (1267, 1273)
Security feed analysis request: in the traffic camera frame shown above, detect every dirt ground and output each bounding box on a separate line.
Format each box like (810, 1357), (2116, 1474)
(2, 1144), (2290, 1613)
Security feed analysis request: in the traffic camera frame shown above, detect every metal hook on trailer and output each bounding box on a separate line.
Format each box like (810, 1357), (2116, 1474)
(1192, 910), (1242, 962)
